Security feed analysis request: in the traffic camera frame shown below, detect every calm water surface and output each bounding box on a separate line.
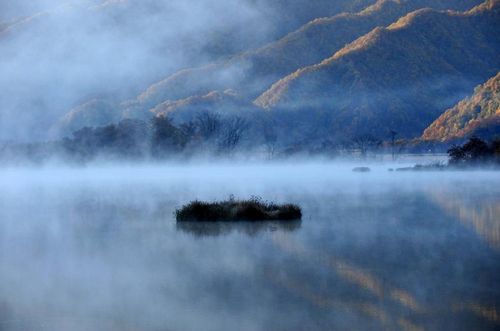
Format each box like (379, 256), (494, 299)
(0, 163), (499, 331)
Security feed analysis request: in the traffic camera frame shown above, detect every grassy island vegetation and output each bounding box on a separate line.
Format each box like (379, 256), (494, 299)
(175, 197), (302, 222)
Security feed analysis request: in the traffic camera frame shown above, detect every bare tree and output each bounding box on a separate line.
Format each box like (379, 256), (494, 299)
(179, 121), (197, 138)
(194, 112), (221, 140)
(218, 117), (249, 154)
(389, 130), (398, 161)
(263, 122), (278, 159)
(352, 134), (381, 158)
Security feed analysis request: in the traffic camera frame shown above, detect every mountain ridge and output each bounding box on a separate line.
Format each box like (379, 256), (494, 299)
(129, 0), (484, 110)
(254, 0), (500, 138)
(256, 2), (498, 108)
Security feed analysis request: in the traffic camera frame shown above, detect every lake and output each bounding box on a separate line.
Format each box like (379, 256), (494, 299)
(0, 162), (499, 331)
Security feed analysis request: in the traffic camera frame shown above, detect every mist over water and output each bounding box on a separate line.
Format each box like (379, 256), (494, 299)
(0, 161), (499, 331)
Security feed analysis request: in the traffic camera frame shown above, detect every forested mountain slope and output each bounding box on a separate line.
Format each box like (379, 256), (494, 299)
(422, 72), (500, 141)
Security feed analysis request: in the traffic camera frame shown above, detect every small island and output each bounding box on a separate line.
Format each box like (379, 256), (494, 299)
(176, 197), (302, 222)
(352, 167), (371, 173)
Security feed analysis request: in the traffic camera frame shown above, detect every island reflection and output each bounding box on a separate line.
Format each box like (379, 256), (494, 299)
(176, 220), (302, 237)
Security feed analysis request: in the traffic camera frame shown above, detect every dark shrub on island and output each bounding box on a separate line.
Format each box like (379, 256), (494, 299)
(175, 197), (302, 222)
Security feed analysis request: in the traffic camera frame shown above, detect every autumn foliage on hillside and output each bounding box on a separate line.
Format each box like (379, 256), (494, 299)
(423, 72), (500, 141)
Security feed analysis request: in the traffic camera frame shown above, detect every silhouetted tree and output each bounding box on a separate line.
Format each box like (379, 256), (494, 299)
(462, 137), (490, 161)
(448, 136), (496, 166)
(352, 134), (381, 158)
(179, 121), (197, 138)
(448, 146), (466, 165)
(195, 112), (221, 141)
(115, 119), (150, 158)
(218, 117), (248, 154)
(492, 138), (500, 158)
(151, 115), (188, 157)
(95, 124), (118, 149)
(66, 127), (99, 160)
(263, 121), (278, 159)
(389, 130), (398, 160)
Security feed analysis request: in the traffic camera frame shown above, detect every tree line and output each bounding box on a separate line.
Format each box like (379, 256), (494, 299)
(0, 109), (498, 164)
(61, 113), (250, 161)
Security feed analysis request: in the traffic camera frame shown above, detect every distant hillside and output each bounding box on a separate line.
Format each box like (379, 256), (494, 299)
(422, 72), (500, 141)
(149, 90), (260, 123)
(255, 0), (500, 139)
(240, 0), (482, 84)
(128, 0), (483, 111)
(53, 99), (121, 136)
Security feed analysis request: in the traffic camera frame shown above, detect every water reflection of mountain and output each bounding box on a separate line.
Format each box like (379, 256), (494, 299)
(264, 230), (500, 330)
(266, 232), (424, 331)
(256, 190), (500, 331)
(428, 189), (500, 251)
(176, 220), (302, 237)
